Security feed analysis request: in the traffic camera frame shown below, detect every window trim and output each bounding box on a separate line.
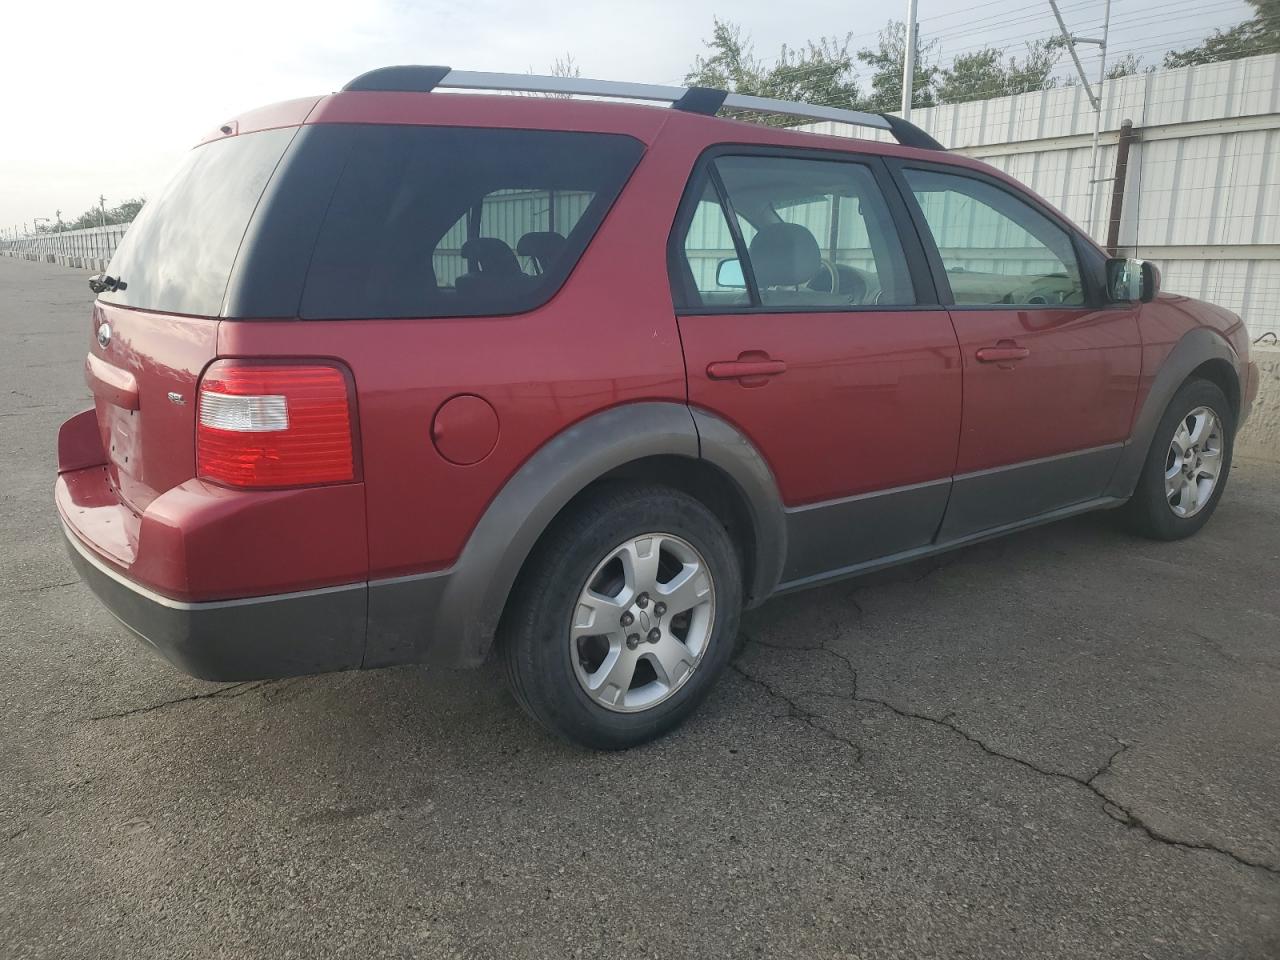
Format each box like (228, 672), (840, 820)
(708, 162), (762, 307)
(884, 157), (1110, 310)
(666, 143), (942, 316)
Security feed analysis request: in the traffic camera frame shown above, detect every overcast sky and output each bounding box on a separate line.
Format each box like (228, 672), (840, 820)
(2, 0), (1251, 231)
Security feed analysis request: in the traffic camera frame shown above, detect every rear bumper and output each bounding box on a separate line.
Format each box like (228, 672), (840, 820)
(57, 406), (478, 676)
(63, 523), (367, 681)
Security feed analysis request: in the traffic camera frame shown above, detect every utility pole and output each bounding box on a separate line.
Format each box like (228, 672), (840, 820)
(99, 195), (107, 229)
(901, 0), (920, 119)
(1048, 0), (1111, 237)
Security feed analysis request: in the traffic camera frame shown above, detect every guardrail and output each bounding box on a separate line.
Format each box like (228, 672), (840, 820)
(1, 224), (129, 271)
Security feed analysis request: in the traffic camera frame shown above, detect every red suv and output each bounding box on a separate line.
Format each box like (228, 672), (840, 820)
(58, 67), (1259, 749)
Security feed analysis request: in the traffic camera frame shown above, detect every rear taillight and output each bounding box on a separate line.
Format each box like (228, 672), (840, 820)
(197, 361), (356, 488)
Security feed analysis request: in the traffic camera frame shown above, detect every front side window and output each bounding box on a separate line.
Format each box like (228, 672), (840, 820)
(300, 127), (643, 319)
(708, 156), (916, 309)
(903, 168), (1085, 306)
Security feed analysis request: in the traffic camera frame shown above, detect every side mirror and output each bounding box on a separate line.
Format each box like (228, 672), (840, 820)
(1106, 257), (1159, 303)
(716, 258), (746, 289)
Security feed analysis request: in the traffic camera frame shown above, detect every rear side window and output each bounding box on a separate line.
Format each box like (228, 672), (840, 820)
(299, 127), (643, 319)
(903, 168), (1085, 306)
(100, 128), (295, 317)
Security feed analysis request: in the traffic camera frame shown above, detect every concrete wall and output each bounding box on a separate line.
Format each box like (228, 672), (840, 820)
(1239, 344), (1280, 462)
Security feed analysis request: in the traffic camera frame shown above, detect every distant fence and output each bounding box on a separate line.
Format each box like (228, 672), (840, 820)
(1, 224), (129, 272)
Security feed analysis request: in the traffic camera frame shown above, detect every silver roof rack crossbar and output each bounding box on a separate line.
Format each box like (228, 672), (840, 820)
(341, 66), (944, 150)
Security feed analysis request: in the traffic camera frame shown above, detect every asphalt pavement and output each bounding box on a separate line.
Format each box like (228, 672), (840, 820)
(1, 255), (1277, 959)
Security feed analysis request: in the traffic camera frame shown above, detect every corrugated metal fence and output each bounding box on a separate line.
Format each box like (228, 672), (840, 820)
(806, 52), (1280, 338)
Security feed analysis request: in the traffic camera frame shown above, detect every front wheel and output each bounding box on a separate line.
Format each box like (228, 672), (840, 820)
(1123, 378), (1234, 540)
(500, 484), (742, 750)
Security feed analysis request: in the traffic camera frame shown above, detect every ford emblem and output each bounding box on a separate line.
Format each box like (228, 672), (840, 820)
(97, 322), (111, 349)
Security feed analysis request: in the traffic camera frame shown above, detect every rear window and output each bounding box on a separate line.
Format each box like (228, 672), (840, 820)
(297, 126), (644, 320)
(100, 128), (295, 316)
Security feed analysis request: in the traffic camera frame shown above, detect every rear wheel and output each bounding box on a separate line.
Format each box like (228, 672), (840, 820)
(1123, 378), (1233, 540)
(500, 484), (742, 750)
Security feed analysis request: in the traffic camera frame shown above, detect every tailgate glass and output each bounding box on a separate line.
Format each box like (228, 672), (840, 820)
(99, 127), (296, 317)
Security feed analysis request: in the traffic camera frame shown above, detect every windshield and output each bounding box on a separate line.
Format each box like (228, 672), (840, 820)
(100, 127), (296, 316)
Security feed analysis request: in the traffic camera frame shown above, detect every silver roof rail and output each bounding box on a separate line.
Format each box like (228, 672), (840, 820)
(341, 66), (944, 150)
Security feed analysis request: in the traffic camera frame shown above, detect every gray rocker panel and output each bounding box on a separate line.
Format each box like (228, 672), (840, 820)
(781, 478), (951, 584)
(939, 443), (1123, 542)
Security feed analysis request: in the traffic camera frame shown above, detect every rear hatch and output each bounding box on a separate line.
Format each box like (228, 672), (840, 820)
(88, 125), (299, 513)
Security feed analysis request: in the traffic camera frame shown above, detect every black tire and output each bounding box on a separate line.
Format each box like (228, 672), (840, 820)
(1122, 378), (1234, 540)
(499, 483), (742, 750)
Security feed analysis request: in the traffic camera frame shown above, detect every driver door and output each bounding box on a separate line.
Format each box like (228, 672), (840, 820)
(895, 164), (1142, 538)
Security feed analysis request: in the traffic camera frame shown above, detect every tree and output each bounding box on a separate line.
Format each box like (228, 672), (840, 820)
(1164, 0), (1279, 67)
(764, 37), (864, 111)
(1105, 53), (1144, 80)
(686, 18), (767, 94)
(1004, 37), (1066, 95)
(857, 20), (939, 111)
(529, 53), (581, 98)
(936, 37), (1065, 104)
(936, 48), (1006, 104)
(60, 198), (145, 231)
(686, 18), (865, 122)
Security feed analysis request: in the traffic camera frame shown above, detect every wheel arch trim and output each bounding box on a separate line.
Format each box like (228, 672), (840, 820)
(1106, 325), (1242, 500)
(366, 402), (785, 669)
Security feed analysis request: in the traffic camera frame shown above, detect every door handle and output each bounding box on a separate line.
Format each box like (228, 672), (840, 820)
(975, 341), (1030, 365)
(706, 356), (788, 382)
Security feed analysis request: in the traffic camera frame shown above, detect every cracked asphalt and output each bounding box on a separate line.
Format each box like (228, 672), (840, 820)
(2, 255), (1279, 959)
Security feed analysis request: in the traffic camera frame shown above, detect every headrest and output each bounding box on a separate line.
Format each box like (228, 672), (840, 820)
(516, 231), (567, 263)
(748, 222), (820, 287)
(461, 237), (521, 275)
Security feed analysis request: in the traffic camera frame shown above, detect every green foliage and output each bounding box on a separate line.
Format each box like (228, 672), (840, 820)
(35, 198), (145, 232)
(685, 17), (864, 122)
(767, 36), (864, 111)
(1164, 0), (1279, 67)
(1105, 54), (1145, 80)
(1004, 37), (1068, 95)
(936, 37), (1067, 104)
(936, 48), (1007, 104)
(687, 8), (1276, 122)
(856, 21), (939, 111)
(685, 18), (765, 93)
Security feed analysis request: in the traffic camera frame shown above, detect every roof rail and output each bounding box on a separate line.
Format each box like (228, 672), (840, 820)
(341, 66), (945, 151)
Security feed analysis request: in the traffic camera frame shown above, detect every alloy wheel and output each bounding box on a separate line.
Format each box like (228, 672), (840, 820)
(569, 533), (716, 713)
(1164, 405), (1223, 518)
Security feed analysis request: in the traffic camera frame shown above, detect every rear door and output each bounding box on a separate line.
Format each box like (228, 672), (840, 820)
(892, 163), (1142, 539)
(671, 149), (962, 588)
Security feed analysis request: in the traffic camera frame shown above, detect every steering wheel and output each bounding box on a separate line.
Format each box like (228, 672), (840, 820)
(1024, 274), (1076, 306)
(815, 258), (840, 296)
